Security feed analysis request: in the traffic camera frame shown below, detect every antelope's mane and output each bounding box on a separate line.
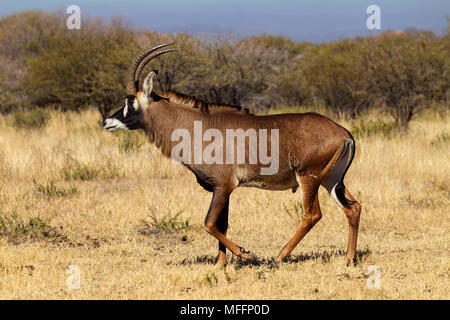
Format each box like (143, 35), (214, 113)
(161, 90), (251, 115)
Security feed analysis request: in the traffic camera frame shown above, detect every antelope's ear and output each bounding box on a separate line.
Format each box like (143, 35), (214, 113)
(137, 70), (158, 107)
(144, 70), (158, 97)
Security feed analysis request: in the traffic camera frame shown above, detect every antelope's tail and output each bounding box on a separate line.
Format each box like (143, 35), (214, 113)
(333, 136), (356, 209)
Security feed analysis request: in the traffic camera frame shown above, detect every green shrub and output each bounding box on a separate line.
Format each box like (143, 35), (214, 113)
(33, 179), (78, 198)
(11, 108), (50, 129)
(63, 164), (95, 181)
(351, 120), (398, 138)
(61, 161), (99, 181)
(0, 212), (64, 244)
(61, 160), (122, 181)
(141, 207), (190, 232)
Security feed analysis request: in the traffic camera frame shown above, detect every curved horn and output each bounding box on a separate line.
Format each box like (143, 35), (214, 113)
(126, 43), (176, 95)
(134, 48), (179, 85)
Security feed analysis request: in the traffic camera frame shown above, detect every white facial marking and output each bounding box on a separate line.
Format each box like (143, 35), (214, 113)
(103, 118), (129, 131)
(133, 98), (139, 111)
(123, 99), (129, 117)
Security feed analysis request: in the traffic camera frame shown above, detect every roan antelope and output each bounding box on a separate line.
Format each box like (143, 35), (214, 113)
(103, 44), (362, 265)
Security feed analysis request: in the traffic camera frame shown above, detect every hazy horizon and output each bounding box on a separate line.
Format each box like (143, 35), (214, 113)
(0, 1), (449, 42)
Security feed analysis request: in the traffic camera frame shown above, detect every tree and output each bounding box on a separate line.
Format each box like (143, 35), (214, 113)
(23, 19), (137, 119)
(304, 39), (371, 118)
(0, 11), (66, 113)
(363, 32), (449, 130)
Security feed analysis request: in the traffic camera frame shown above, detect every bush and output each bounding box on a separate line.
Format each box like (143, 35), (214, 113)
(11, 108), (49, 129)
(351, 120), (398, 138)
(61, 160), (122, 181)
(33, 179), (78, 198)
(0, 212), (64, 244)
(141, 207), (190, 232)
(61, 161), (99, 181)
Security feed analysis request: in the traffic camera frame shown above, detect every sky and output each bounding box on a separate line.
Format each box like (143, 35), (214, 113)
(0, 0), (449, 42)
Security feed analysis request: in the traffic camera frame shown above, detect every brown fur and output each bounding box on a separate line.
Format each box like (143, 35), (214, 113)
(138, 99), (361, 265)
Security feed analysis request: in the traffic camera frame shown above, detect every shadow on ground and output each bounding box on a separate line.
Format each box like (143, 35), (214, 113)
(179, 247), (371, 268)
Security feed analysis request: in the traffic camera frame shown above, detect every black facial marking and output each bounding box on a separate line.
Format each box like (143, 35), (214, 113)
(126, 95), (136, 110)
(105, 95), (144, 130)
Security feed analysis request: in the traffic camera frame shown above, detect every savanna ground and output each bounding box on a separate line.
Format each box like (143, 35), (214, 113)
(0, 107), (448, 299)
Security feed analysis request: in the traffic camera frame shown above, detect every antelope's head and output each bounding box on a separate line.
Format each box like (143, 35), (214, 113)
(103, 43), (177, 131)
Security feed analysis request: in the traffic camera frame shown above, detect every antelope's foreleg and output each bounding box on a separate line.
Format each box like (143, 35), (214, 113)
(216, 204), (229, 265)
(204, 187), (254, 261)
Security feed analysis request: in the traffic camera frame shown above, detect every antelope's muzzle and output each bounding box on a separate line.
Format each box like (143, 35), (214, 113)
(103, 117), (128, 131)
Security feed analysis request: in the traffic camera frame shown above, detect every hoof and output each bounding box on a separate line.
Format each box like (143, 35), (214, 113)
(239, 247), (257, 261)
(346, 258), (357, 267)
(274, 254), (288, 264)
(215, 258), (227, 266)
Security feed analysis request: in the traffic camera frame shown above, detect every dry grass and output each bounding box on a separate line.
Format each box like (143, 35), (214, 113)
(0, 108), (448, 300)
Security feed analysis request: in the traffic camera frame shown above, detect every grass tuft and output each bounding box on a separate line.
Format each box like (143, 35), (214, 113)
(0, 212), (65, 244)
(61, 160), (122, 181)
(33, 179), (78, 198)
(141, 207), (190, 232)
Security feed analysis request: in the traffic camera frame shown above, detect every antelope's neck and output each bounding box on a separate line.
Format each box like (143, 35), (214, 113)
(143, 102), (196, 159)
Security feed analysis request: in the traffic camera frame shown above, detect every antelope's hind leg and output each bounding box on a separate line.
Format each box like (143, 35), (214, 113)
(322, 177), (361, 265)
(321, 137), (362, 265)
(276, 176), (322, 263)
(339, 188), (361, 265)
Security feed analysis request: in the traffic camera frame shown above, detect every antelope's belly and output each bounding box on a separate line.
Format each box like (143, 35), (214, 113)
(235, 167), (298, 190)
